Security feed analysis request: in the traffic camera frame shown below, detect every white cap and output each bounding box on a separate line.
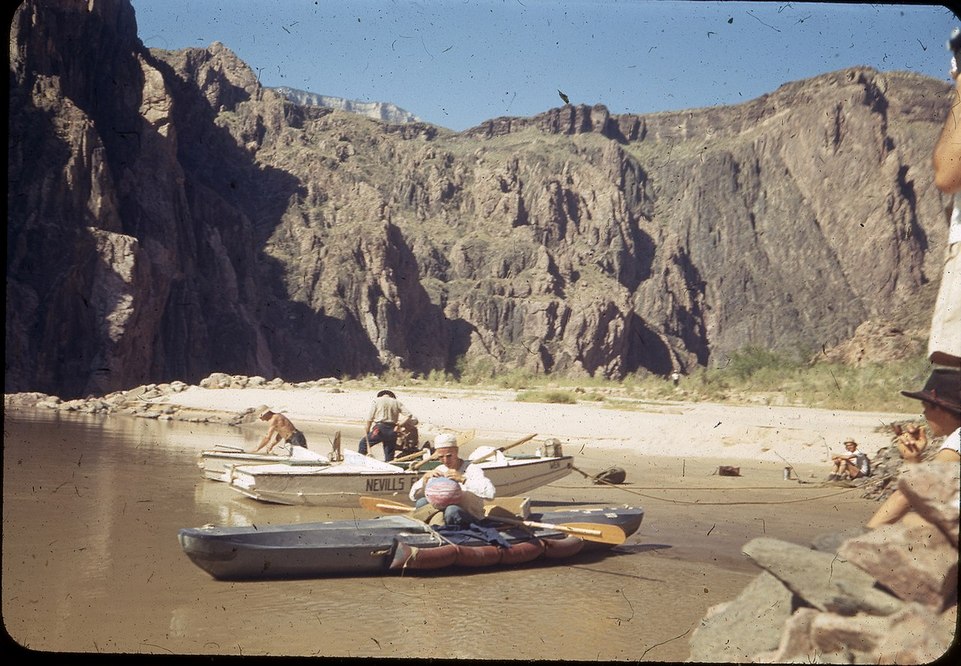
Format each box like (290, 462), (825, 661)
(434, 433), (458, 449)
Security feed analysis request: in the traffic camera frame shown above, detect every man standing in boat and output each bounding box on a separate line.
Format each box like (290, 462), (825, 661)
(409, 434), (495, 526)
(252, 410), (307, 454)
(358, 389), (415, 462)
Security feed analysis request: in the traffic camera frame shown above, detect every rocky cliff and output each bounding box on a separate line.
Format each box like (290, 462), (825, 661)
(273, 86), (421, 124)
(6, 0), (955, 398)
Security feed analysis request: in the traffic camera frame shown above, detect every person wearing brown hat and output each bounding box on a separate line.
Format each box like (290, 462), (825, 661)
(358, 389), (415, 462)
(866, 368), (960, 529)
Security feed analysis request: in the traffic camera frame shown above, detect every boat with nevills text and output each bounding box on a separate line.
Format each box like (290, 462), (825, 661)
(225, 445), (574, 507)
(177, 505), (644, 580)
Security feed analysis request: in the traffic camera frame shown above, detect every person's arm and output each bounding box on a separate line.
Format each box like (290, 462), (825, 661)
(264, 427), (280, 453)
(252, 422), (277, 453)
(866, 448), (959, 528)
(932, 448), (961, 464)
(866, 489), (911, 529)
(933, 71), (961, 194)
(409, 476), (424, 502)
(409, 469), (439, 501)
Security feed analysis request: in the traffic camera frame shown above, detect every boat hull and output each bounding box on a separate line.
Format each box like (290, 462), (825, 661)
(199, 446), (329, 482)
(178, 506), (644, 580)
(227, 456), (575, 507)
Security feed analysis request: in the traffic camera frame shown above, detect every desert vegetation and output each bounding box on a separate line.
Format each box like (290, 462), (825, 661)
(343, 347), (932, 413)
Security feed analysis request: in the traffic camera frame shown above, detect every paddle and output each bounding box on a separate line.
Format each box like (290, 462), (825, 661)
(359, 496), (415, 513)
(390, 449), (432, 464)
(358, 496), (626, 546)
(469, 433), (538, 465)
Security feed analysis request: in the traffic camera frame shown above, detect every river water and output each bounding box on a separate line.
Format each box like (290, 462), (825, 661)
(3, 408), (874, 661)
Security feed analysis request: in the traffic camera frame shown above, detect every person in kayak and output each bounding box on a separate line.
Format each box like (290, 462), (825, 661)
(252, 410), (307, 454)
(409, 433), (495, 526)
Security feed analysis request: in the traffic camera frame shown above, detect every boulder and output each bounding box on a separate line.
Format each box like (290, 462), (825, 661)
(839, 523), (958, 610)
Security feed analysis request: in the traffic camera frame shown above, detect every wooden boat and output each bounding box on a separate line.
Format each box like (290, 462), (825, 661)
(226, 447), (574, 507)
(198, 444), (330, 481)
(178, 505), (645, 580)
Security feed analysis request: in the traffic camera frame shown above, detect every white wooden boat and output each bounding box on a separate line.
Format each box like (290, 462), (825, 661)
(198, 444), (329, 482)
(226, 446), (574, 507)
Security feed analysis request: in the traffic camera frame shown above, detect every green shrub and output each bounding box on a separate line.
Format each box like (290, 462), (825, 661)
(515, 389), (577, 404)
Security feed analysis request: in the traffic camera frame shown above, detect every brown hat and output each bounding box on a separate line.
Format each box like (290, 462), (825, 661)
(901, 368), (961, 415)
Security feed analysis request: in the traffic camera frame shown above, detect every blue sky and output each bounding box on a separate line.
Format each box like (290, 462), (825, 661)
(131, 1), (959, 131)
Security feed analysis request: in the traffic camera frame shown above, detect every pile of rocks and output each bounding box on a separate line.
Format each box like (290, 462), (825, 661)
(688, 463), (959, 663)
(3, 373), (342, 425)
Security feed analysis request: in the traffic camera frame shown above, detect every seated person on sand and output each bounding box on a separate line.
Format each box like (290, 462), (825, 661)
(409, 434), (495, 527)
(251, 410), (307, 454)
(866, 368), (961, 529)
(828, 439), (870, 481)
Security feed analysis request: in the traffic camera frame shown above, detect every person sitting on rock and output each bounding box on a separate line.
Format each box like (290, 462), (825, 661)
(866, 368), (961, 529)
(828, 439), (870, 481)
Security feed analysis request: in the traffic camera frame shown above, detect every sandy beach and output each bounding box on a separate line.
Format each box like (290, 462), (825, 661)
(161, 383), (911, 469)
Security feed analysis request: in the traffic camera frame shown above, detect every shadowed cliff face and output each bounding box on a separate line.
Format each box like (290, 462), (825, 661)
(5, 0), (952, 398)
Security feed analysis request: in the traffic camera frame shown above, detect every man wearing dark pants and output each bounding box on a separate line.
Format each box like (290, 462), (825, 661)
(358, 389), (413, 462)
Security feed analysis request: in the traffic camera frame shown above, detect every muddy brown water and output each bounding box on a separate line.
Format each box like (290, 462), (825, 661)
(2, 409), (878, 660)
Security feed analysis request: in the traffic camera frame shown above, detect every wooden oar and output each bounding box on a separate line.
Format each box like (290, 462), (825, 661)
(360, 496), (415, 513)
(470, 433), (538, 464)
(358, 496), (626, 546)
(484, 515), (626, 546)
(390, 449), (431, 464)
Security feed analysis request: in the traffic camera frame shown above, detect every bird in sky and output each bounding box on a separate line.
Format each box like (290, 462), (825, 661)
(558, 89), (570, 105)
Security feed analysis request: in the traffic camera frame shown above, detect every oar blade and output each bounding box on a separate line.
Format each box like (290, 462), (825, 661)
(359, 496), (412, 513)
(557, 522), (627, 546)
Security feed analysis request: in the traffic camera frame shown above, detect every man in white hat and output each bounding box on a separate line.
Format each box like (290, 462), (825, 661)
(827, 439), (871, 481)
(409, 433), (495, 526)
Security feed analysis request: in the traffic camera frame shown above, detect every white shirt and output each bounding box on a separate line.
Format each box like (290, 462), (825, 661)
(939, 427), (961, 454)
(366, 394), (409, 425)
(409, 459), (496, 502)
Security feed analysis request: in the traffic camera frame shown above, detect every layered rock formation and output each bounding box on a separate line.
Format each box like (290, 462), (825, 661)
(6, 0), (955, 398)
(273, 86), (421, 124)
(688, 463), (959, 663)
